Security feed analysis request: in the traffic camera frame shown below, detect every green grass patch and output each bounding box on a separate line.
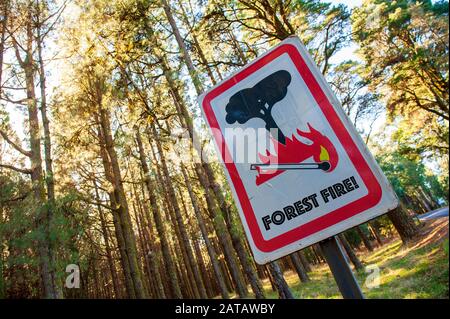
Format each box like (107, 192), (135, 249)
(262, 237), (449, 299)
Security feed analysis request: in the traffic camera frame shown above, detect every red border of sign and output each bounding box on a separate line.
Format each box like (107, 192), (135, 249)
(202, 43), (382, 253)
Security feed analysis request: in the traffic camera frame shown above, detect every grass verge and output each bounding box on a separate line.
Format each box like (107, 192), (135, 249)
(262, 220), (449, 299)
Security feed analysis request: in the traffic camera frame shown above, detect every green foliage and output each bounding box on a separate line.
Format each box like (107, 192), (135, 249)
(376, 149), (448, 210)
(352, 0), (449, 163)
(0, 172), (88, 297)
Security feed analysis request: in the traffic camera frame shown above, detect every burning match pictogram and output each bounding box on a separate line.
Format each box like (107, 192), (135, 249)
(251, 124), (339, 185)
(250, 161), (331, 173)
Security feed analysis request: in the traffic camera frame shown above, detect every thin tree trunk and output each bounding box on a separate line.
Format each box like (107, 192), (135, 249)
(154, 11), (250, 298)
(226, 216), (266, 298)
(181, 164), (230, 298)
(135, 129), (182, 298)
(337, 234), (363, 271)
(369, 220), (384, 246)
(298, 251), (311, 273)
(136, 177), (166, 299)
(98, 107), (147, 298)
(149, 126), (207, 298)
(356, 226), (374, 252)
(162, 0), (203, 95)
(97, 123), (135, 298)
(18, 13), (56, 298)
(131, 198), (152, 297)
(176, 0), (217, 86)
(313, 244), (325, 263)
(0, 0), (8, 99)
(193, 164), (248, 298)
(290, 253), (310, 283)
(93, 180), (121, 298)
(267, 262), (294, 299)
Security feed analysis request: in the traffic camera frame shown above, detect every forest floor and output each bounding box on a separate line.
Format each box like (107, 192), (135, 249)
(261, 217), (449, 299)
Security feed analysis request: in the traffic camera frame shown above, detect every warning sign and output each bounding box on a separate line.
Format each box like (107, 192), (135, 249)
(199, 36), (398, 264)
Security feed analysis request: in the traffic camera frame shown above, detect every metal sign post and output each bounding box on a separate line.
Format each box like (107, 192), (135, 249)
(319, 236), (365, 299)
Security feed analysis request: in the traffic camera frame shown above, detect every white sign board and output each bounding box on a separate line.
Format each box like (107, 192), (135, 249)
(199, 37), (398, 264)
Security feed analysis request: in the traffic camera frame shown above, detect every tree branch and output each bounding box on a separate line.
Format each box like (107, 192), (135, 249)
(0, 129), (32, 157)
(0, 163), (32, 174)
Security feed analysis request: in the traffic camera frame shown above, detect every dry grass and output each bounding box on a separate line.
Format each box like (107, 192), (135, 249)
(260, 218), (449, 299)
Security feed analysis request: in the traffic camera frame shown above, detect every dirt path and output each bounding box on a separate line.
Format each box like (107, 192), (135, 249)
(412, 217), (449, 250)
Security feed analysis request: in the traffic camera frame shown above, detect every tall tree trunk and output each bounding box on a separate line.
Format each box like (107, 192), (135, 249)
(388, 206), (419, 243)
(176, 0), (217, 86)
(267, 262), (294, 299)
(298, 251), (311, 273)
(0, 0), (7, 99)
(136, 177), (166, 299)
(337, 234), (363, 271)
(135, 129), (182, 298)
(159, 4), (248, 254)
(369, 220), (384, 246)
(36, 16), (62, 298)
(97, 123), (135, 298)
(162, 0), (203, 95)
(93, 180), (121, 298)
(180, 164), (230, 299)
(131, 199), (152, 297)
(180, 163), (229, 299)
(98, 107), (147, 298)
(149, 125), (207, 298)
(162, 198), (193, 298)
(356, 226), (374, 252)
(157, 8), (256, 298)
(0, 202), (4, 298)
(290, 253), (310, 283)
(225, 215), (266, 298)
(159, 59), (249, 297)
(178, 181), (216, 298)
(17, 13), (56, 298)
(194, 164), (249, 298)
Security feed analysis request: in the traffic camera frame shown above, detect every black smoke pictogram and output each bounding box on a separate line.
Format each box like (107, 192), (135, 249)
(225, 70), (291, 144)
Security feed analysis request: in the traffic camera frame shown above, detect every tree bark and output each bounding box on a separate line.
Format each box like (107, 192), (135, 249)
(356, 225), (374, 252)
(181, 164), (230, 299)
(18, 12), (56, 298)
(135, 129), (182, 298)
(36, 14), (62, 298)
(298, 251), (312, 272)
(225, 215), (266, 298)
(97, 122), (135, 298)
(137, 177), (166, 299)
(267, 261), (294, 299)
(193, 164), (249, 298)
(369, 220), (384, 246)
(0, 0), (7, 99)
(150, 124), (208, 298)
(290, 253), (310, 283)
(98, 107), (147, 298)
(388, 206), (419, 243)
(337, 234), (363, 271)
(93, 180), (121, 298)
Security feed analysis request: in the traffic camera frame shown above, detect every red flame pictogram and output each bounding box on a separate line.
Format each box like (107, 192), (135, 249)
(255, 123), (339, 185)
